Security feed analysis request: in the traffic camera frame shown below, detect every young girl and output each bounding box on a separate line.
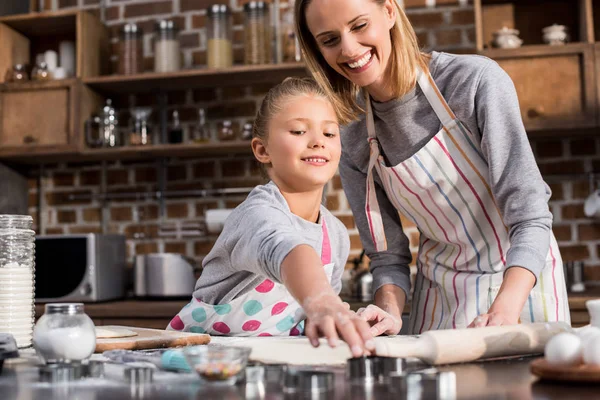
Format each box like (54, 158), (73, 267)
(168, 78), (374, 357)
(295, 0), (570, 335)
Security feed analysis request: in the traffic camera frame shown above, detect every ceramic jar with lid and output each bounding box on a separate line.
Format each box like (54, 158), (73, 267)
(543, 24), (569, 46)
(492, 27), (523, 49)
(33, 303), (96, 364)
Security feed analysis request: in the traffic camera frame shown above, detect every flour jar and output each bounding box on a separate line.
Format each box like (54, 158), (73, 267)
(33, 303), (96, 364)
(0, 214), (35, 348)
(154, 19), (181, 73)
(206, 4), (233, 69)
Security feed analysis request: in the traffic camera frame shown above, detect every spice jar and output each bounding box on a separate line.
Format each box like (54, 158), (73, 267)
(31, 61), (51, 81)
(240, 122), (253, 140)
(33, 303), (96, 364)
(244, 1), (272, 65)
(192, 108), (211, 143)
(118, 23), (143, 75)
(130, 107), (153, 146)
(155, 19), (181, 73)
(218, 120), (236, 141)
(4, 64), (29, 83)
(207, 4), (233, 69)
(0, 215), (35, 349)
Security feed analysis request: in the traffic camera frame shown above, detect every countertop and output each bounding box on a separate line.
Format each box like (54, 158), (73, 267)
(1, 350), (599, 399)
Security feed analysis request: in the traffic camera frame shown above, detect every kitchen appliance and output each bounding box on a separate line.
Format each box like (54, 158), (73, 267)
(134, 253), (196, 298)
(35, 234), (126, 302)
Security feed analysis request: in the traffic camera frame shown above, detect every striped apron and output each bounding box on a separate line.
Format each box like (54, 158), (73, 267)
(364, 69), (570, 334)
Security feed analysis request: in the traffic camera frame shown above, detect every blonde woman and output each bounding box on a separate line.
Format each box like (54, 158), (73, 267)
(295, 0), (570, 336)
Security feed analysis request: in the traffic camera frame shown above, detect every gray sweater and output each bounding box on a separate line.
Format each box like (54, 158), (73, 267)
(194, 181), (350, 304)
(339, 51), (553, 298)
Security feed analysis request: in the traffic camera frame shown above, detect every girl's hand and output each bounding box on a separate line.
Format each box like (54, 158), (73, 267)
(303, 293), (375, 357)
(356, 304), (402, 336)
(468, 311), (518, 328)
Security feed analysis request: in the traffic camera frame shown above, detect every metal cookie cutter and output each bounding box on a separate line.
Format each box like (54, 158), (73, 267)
(389, 368), (456, 400)
(347, 356), (408, 384)
(39, 363), (86, 383)
(124, 365), (154, 384)
(283, 369), (335, 395)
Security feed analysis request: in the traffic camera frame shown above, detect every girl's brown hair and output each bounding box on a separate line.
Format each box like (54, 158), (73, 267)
(294, 0), (428, 124)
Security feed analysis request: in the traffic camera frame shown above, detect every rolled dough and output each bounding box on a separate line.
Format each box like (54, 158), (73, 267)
(96, 326), (138, 339)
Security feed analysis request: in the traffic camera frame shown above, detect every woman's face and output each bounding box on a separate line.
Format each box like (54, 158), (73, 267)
(305, 0), (396, 91)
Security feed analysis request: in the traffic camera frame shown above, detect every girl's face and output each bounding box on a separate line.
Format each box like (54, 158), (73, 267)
(305, 0), (396, 91)
(258, 95), (341, 192)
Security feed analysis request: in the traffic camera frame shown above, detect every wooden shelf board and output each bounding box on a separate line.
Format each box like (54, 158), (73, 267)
(0, 9), (77, 36)
(0, 78), (77, 91)
(480, 42), (591, 58)
(83, 63), (308, 94)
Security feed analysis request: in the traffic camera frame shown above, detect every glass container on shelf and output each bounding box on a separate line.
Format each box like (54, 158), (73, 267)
(207, 4), (233, 69)
(155, 19), (181, 73)
(192, 108), (211, 143)
(218, 120), (236, 141)
(281, 8), (301, 62)
(240, 122), (253, 140)
(168, 110), (184, 144)
(118, 23), (144, 75)
(5, 64), (29, 83)
(244, 1), (272, 65)
(31, 61), (51, 81)
(130, 107), (153, 146)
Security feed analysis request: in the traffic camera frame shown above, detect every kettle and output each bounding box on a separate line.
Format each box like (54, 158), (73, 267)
(85, 99), (119, 148)
(351, 250), (373, 302)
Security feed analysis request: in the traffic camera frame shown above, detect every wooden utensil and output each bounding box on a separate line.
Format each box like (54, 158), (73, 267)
(530, 358), (600, 383)
(95, 326), (210, 353)
(375, 322), (570, 365)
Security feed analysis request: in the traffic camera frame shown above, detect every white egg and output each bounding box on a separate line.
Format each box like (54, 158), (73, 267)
(545, 332), (583, 366)
(576, 326), (600, 346)
(583, 335), (600, 366)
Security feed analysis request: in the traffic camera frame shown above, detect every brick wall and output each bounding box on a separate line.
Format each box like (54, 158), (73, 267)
(29, 1), (600, 283)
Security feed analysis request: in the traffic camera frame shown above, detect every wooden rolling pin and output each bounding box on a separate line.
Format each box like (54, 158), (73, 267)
(375, 321), (571, 365)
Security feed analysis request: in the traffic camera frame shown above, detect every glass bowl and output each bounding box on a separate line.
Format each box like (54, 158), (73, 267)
(183, 345), (251, 384)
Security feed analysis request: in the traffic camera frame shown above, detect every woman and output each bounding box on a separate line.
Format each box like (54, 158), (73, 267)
(294, 0), (570, 337)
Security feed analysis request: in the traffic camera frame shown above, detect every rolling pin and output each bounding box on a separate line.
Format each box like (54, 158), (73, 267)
(375, 321), (571, 365)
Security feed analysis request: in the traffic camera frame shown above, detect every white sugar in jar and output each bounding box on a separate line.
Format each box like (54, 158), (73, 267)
(33, 303), (96, 364)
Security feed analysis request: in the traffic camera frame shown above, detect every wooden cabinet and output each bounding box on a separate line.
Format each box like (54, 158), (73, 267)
(482, 44), (597, 131)
(0, 79), (103, 157)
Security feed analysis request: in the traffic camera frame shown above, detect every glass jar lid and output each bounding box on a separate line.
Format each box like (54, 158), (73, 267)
(244, 1), (268, 11)
(207, 4), (230, 16)
(120, 23), (142, 37)
(155, 19), (178, 33)
(45, 303), (85, 315)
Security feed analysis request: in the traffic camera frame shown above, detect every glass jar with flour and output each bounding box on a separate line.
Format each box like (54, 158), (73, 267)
(33, 303), (96, 364)
(0, 214), (35, 349)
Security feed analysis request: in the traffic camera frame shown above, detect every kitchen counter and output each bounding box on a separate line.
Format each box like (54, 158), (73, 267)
(1, 350), (598, 399)
(35, 288), (600, 329)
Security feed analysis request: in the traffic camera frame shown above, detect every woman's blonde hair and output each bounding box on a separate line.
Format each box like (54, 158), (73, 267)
(294, 0), (428, 124)
(252, 76), (332, 142)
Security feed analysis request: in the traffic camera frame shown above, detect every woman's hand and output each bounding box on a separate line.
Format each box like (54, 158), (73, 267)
(468, 311), (517, 328)
(303, 293), (375, 357)
(356, 304), (402, 336)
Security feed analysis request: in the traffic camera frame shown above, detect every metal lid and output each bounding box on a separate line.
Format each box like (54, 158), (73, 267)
(121, 23), (142, 35)
(155, 19), (178, 32)
(244, 1), (268, 11)
(207, 4), (230, 16)
(45, 303), (84, 315)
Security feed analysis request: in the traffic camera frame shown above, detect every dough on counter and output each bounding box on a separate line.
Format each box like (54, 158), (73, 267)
(96, 326), (138, 339)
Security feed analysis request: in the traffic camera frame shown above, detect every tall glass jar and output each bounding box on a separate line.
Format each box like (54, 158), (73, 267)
(155, 19), (181, 73)
(206, 4), (233, 69)
(244, 1), (272, 65)
(0, 215), (35, 349)
(118, 23), (143, 75)
(33, 303), (96, 364)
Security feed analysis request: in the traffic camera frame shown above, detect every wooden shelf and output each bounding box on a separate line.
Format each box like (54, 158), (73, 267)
(480, 42), (591, 58)
(0, 9), (77, 36)
(84, 63), (309, 94)
(0, 141), (253, 164)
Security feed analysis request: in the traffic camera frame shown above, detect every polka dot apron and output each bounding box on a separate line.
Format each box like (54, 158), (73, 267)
(167, 218), (335, 336)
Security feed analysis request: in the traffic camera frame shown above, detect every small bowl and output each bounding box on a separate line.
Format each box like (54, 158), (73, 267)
(183, 345), (251, 385)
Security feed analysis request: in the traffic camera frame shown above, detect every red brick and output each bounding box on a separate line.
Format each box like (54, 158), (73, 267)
(584, 265), (600, 282)
(59, 0), (77, 7)
(538, 161), (585, 176)
(327, 194), (340, 210)
(192, 50), (207, 67)
(110, 206), (133, 221)
(166, 203), (189, 218)
(28, 177), (37, 190)
(57, 210), (76, 224)
(193, 161), (216, 178)
(165, 241), (187, 254)
(572, 181), (591, 200)
(207, 102), (256, 118)
(181, 0), (227, 12)
(80, 171), (101, 186)
(107, 169), (129, 185)
(194, 240), (216, 255)
(192, 15), (206, 29)
(350, 234), (362, 250)
(195, 201), (219, 216)
(70, 226), (102, 234)
(46, 227), (64, 234)
(570, 138), (597, 156)
(337, 215), (355, 229)
(407, 12), (444, 29)
(83, 208), (101, 222)
(561, 204), (586, 220)
(124, 224), (159, 239)
(548, 183), (564, 201)
(435, 29), (462, 47)
(224, 199), (244, 208)
(139, 204), (159, 220)
(135, 167), (157, 183)
(46, 191), (91, 206)
(222, 160), (246, 177)
(451, 9), (474, 25)
(436, 0), (460, 4)
(536, 140), (563, 158)
(558, 245), (590, 262)
(28, 193), (38, 208)
(168, 165), (187, 181)
(578, 224), (600, 241)
(332, 175), (343, 190)
(53, 172), (74, 187)
(136, 242), (159, 254)
(403, 0), (427, 8)
(84, 0), (100, 4)
(552, 225), (572, 242)
(124, 1), (172, 18)
(105, 5), (120, 21)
